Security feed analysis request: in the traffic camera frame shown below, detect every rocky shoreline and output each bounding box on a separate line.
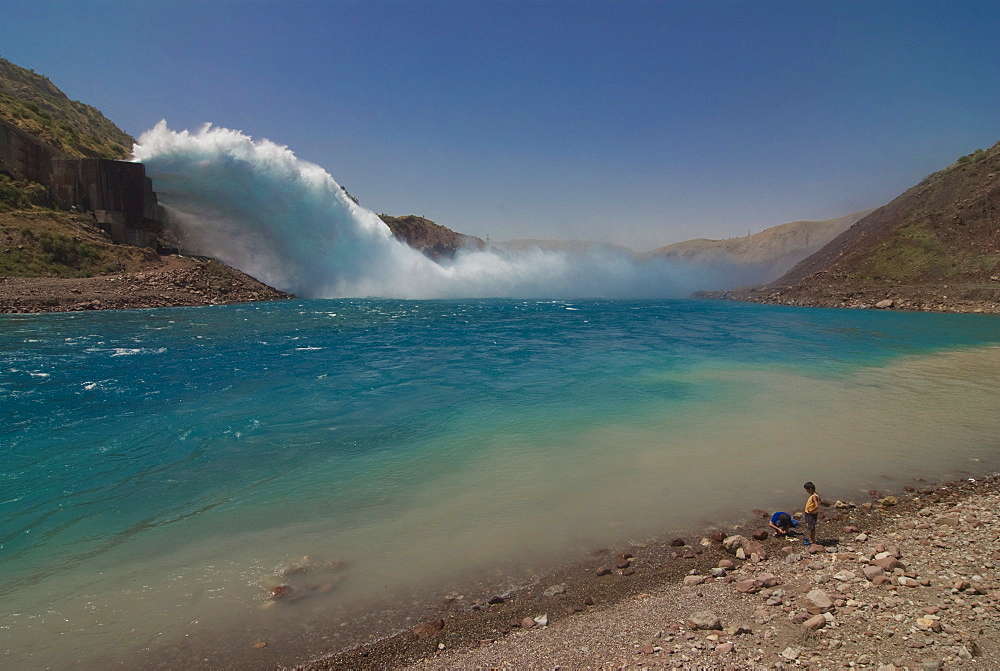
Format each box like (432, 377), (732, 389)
(285, 474), (1000, 670)
(0, 255), (291, 313)
(697, 282), (1000, 315)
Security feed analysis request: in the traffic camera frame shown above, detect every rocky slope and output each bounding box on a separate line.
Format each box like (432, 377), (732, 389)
(711, 143), (1000, 313)
(378, 214), (485, 258)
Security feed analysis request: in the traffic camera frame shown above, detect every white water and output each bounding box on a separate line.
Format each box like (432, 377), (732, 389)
(134, 122), (714, 299)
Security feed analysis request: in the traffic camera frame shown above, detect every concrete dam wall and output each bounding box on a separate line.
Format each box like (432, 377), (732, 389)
(0, 118), (163, 248)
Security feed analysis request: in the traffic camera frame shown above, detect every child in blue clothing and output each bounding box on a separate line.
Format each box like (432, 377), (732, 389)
(768, 511), (799, 537)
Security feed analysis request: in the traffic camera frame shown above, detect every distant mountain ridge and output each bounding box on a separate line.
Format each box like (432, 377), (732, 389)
(711, 142), (1000, 313)
(640, 210), (875, 287)
(492, 239), (635, 255)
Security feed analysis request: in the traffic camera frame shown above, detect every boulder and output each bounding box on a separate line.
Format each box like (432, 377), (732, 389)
(687, 611), (722, 630)
(723, 535), (749, 555)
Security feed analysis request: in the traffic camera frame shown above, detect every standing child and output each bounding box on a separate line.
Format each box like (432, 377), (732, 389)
(803, 481), (820, 546)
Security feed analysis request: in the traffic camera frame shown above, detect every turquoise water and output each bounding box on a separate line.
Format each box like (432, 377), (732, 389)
(3, 298), (1000, 667)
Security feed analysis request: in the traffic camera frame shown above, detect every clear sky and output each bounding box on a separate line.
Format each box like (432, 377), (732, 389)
(4, 0), (998, 251)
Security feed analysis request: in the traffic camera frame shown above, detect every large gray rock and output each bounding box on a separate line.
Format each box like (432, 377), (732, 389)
(687, 611), (722, 630)
(722, 535), (749, 555)
(804, 589), (834, 613)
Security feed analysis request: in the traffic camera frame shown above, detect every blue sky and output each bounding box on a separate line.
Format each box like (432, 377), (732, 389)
(4, 0), (998, 251)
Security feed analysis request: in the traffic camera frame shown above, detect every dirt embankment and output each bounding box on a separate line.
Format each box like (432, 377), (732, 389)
(0, 255), (291, 313)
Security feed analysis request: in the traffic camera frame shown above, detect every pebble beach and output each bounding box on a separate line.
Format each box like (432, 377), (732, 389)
(297, 475), (1000, 670)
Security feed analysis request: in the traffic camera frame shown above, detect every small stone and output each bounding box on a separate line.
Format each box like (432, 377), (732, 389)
(543, 584), (566, 597)
(734, 579), (760, 594)
(671, 538), (686, 547)
(863, 565), (885, 580)
(412, 618), (445, 639)
(803, 614), (827, 630)
(269, 585), (292, 599)
(781, 646), (800, 660)
(804, 589), (834, 612)
(520, 616), (535, 629)
(488, 595), (505, 605)
(533, 614), (548, 627)
(715, 641), (735, 654)
(596, 565), (613, 576)
(252, 641), (268, 649)
(757, 573), (780, 588)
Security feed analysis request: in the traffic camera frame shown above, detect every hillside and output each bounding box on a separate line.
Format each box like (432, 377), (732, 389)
(712, 142), (1000, 313)
(378, 214), (485, 258)
(0, 56), (133, 160)
(641, 210), (874, 286)
(0, 210), (290, 312)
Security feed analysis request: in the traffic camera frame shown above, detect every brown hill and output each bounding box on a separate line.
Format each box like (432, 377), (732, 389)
(378, 214), (485, 259)
(713, 142), (1000, 313)
(641, 210), (873, 286)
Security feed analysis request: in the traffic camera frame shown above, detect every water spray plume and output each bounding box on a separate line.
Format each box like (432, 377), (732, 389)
(135, 122), (703, 299)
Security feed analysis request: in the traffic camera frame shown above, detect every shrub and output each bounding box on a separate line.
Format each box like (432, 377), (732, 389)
(39, 233), (100, 267)
(0, 175), (29, 209)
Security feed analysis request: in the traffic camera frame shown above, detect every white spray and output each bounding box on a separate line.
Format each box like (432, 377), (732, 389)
(134, 122), (707, 299)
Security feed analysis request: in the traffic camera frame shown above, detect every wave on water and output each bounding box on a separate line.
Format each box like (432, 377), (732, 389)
(134, 122), (711, 299)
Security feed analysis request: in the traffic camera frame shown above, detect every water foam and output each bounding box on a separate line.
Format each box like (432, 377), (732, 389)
(134, 122), (704, 299)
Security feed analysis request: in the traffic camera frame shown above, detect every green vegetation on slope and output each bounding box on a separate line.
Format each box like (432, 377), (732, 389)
(0, 56), (133, 159)
(835, 142), (1000, 285)
(0, 174), (48, 211)
(0, 211), (160, 278)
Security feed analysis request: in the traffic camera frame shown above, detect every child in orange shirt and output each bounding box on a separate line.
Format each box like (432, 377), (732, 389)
(803, 481), (820, 545)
